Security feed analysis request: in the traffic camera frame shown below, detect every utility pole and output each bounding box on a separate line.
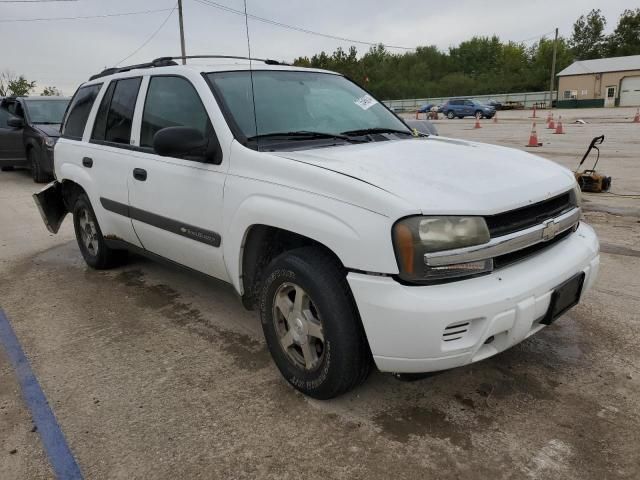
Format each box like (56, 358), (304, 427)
(178, 0), (187, 64)
(549, 27), (558, 109)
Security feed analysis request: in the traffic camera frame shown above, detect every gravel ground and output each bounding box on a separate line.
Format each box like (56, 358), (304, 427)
(1, 106), (639, 479)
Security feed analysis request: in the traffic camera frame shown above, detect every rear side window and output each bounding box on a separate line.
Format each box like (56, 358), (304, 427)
(95, 77), (141, 145)
(62, 84), (102, 139)
(91, 82), (116, 142)
(140, 76), (210, 148)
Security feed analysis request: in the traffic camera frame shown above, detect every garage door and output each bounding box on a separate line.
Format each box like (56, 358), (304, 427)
(620, 76), (640, 106)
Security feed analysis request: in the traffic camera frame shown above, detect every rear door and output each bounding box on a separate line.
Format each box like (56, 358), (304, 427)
(83, 77), (143, 247)
(0, 103), (27, 164)
(127, 74), (228, 279)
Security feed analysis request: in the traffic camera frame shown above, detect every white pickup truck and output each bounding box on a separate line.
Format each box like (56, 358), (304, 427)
(34, 57), (600, 399)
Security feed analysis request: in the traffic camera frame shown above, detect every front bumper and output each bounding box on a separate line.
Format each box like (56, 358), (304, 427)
(348, 222), (599, 373)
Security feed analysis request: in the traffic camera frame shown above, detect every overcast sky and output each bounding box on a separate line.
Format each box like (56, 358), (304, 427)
(1, 0), (637, 95)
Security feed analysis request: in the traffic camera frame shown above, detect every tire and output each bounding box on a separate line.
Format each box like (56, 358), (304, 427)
(446, 111), (455, 119)
(475, 110), (483, 119)
(72, 193), (126, 269)
(259, 247), (371, 399)
(1, 166), (14, 172)
(29, 149), (50, 183)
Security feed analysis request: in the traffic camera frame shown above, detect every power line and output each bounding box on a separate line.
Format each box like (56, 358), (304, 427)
(513, 30), (557, 44)
(114, 3), (178, 66)
(0, 0), (78, 3)
(0, 6), (174, 23)
(192, 0), (415, 51)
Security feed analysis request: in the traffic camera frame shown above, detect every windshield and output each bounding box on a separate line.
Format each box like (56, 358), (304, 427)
(24, 99), (69, 124)
(206, 70), (410, 146)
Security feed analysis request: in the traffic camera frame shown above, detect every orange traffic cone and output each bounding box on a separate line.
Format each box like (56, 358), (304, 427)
(547, 115), (555, 129)
(527, 122), (540, 147)
(633, 108), (640, 123)
(546, 111), (552, 126)
(474, 117), (482, 129)
(553, 116), (565, 134)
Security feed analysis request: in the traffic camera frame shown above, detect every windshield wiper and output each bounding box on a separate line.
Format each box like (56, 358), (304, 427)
(248, 131), (368, 143)
(341, 127), (414, 137)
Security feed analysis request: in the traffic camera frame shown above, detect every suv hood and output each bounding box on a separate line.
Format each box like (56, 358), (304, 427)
(272, 137), (576, 215)
(33, 124), (61, 138)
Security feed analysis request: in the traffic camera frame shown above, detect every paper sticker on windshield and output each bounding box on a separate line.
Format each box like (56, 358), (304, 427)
(354, 94), (378, 110)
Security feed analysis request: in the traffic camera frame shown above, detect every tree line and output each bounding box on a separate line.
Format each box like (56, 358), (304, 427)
(0, 70), (61, 97)
(293, 8), (640, 100)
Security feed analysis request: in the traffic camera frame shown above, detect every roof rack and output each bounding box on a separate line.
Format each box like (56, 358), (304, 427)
(89, 57), (178, 81)
(89, 55), (288, 81)
(159, 55), (287, 65)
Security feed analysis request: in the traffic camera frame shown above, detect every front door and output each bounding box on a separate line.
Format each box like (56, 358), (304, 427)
(605, 86), (617, 107)
(127, 75), (229, 281)
(0, 105), (26, 165)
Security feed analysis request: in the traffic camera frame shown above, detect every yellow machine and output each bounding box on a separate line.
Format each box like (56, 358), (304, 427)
(574, 135), (612, 193)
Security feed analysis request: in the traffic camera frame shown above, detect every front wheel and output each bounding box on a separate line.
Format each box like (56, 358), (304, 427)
(259, 247), (371, 399)
(29, 149), (50, 183)
(475, 110), (483, 119)
(73, 193), (126, 269)
(446, 111), (455, 119)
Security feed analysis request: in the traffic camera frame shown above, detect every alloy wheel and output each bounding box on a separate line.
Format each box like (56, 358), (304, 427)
(272, 282), (325, 371)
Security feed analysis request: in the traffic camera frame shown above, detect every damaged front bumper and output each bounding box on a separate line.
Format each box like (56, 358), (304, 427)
(33, 181), (68, 234)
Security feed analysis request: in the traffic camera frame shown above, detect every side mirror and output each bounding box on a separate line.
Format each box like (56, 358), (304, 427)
(8, 116), (24, 129)
(153, 126), (222, 164)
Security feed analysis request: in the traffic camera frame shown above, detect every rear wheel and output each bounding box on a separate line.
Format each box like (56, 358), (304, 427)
(259, 247), (371, 399)
(29, 149), (50, 183)
(73, 193), (126, 269)
(446, 111), (455, 119)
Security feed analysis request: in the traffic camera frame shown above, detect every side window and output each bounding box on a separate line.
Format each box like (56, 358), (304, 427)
(62, 83), (102, 139)
(91, 82), (116, 141)
(0, 108), (9, 128)
(140, 76), (211, 148)
(103, 77), (141, 145)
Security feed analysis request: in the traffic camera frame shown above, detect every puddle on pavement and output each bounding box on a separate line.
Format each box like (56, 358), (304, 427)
(373, 406), (472, 449)
(112, 269), (271, 371)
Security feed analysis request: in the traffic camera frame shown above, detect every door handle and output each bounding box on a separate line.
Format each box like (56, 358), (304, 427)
(82, 157), (93, 168)
(133, 168), (147, 181)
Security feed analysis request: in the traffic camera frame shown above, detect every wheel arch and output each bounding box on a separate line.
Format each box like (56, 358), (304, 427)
(238, 224), (344, 310)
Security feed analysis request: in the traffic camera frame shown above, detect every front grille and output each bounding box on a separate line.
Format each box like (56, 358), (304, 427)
(485, 191), (575, 237)
(493, 228), (573, 269)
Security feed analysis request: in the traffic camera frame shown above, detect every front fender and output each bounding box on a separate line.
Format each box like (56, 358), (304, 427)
(223, 181), (399, 294)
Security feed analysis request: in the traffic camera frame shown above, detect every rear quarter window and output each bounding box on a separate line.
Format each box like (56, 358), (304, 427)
(62, 83), (102, 140)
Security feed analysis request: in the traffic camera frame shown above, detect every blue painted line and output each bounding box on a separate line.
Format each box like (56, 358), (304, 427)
(0, 309), (84, 480)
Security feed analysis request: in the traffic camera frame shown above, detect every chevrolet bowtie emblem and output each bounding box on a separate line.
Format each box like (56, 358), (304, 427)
(541, 220), (560, 241)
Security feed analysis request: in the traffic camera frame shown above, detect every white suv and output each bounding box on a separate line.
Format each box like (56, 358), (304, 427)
(34, 56), (600, 399)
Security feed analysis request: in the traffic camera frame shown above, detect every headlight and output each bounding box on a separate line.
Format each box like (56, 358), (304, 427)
(44, 137), (56, 148)
(392, 216), (491, 282)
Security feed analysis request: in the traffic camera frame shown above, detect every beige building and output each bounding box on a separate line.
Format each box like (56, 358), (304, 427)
(557, 55), (640, 108)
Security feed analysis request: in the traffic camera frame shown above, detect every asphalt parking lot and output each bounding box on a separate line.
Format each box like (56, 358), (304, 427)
(1, 107), (640, 479)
